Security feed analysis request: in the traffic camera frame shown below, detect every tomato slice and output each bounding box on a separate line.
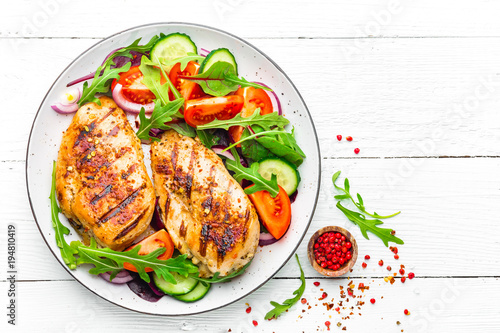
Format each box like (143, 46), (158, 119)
(123, 229), (175, 272)
(184, 95), (244, 128)
(111, 66), (156, 105)
(169, 61), (205, 102)
(246, 185), (291, 240)
(229, 87), (273, 144)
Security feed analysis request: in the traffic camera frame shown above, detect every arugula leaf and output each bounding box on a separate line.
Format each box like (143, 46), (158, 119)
(196, 129), (220, 149)
(264, 254), (305, 320)
(332, 171), (401, 219)
(139, 56), (171, 105)
(71, 239), (199, 283)
(240, 127), (278, 162)
(180, 61), (271, 97)
(136, 99), (185, 142)
(101, 35), (159, 69)
(159, 52), (205, 71)
(197, 108), (289, 131)
(78, 62), (132, 107)
(336, 202), (404, 247)
(192, 261), (252, 285)
(168, 121), (196, 138)
(143, 55), (183, 101)
(50, 161), (78, 269)
(225, 148), (279, 197)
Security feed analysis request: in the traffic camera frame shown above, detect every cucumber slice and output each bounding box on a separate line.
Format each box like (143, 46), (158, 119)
(150, 33), (197, 66)
(173, 281), (211, 302)
(200, 48), (238, 75)
(153, 272), (198, 296)
(258, 158), (300, 196)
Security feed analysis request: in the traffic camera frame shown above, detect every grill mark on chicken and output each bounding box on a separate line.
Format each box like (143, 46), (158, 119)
(179, 221), (187, 238)
(74, 121), (96, 147)
(113, 209), (146, 241)
(90, 184), (113, 205)
(173, 150), (196, 197)
(100, 108), (116, 122)
(121, 164), (137, 180)
(108, 125), (120, 137)
(171, 142), (179, 171)
(98, 185), (144, 225)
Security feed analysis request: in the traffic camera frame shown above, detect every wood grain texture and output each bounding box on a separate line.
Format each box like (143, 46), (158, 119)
(3, 0), (500, 38)
(3, 37), (500, 160)
(4, 157), (500, 281)
(1, 278), (499, 332)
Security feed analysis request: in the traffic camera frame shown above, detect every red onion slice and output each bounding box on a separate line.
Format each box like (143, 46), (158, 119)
(99, 270), (133, 284)
(259, 232), (279, 246)
(127, 273), (163, 302)
(112, 83), (154, 114)
(200, 48), (210, 57)
(212, 145), (237, 160)
(51, 102), (79, 114)
(151, 197), (166, 231)
(253, 81), (282, 116)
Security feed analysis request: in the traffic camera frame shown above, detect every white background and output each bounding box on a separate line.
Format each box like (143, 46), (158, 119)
(2, 0), (500, 332)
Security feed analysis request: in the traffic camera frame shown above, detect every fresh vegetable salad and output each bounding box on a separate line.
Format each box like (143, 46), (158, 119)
(50, 32), (306, 303)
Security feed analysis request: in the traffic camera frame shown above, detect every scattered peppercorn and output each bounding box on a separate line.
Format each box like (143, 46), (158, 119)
(354, 148), (360, 154)
(401, 276), (406, 283)
(391, 230), (396, 235)
(314, 281), (320, 287)
(387, 266), (392, 271)
(245, 306), (251, 313)
(408, 272), (415, 279)
(337, 135), (342, 141)
(252, 320), (258, 326)
(378, 260), (384, 266)
(362, 262), (367, 268)
(346, 136), (353, 141)
(365, 255), (370, 260)
(301, 298), (307, 304)
(399, 268), (405, 275)
(404, 309), (410, 315)
(370, 298), (376, 304)
(325, 321), (331, 330)
(394, 254), (400, 260)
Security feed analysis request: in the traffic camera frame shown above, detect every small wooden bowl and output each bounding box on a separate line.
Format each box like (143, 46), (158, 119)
(307, 226), (358, 277)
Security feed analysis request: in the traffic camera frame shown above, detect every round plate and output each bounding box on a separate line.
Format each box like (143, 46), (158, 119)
(26, 23), (321, 316)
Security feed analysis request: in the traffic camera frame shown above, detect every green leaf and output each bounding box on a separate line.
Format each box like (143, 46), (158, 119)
(336, 202), (404, 247)
(50, 161), (78, 269)
(135, 99), (185, 142)
(224, 73), (272, 91)
(196, 129), (220, 149)
(71, 240), (199, 283)
(254, 129), (305, 167)
(192, 261), (252, 285)
(225, 148), (280, 197)
(101, 35), (159, 69)
(78, 62), (132, 107)
(168, 121), (196, 138)
(159, 52), (205, 71)
(139, 56), (171, 105)
(332, 170), (401, 219)
(180, 61), (271, 97)
(197, 108), (289, 131)
(264, 254), (305, 320)
(240, 127), (278, 162)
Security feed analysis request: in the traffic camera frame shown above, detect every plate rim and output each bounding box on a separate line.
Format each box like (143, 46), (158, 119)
(25, 21), (322, 316)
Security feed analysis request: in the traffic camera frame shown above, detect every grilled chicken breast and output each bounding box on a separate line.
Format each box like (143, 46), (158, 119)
(56, 96), (155, 251)
(151, 130), (259, 277)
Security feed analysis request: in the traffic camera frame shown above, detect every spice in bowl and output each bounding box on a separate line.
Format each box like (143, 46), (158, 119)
(313, 231), (353, 271)
(307, 226), (358, 277)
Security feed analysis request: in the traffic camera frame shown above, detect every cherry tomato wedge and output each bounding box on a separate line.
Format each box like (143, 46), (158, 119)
(246, 185), (291, 240)
(229, 87), (273, 144)
(123, 229), (174, 273)
(111, 66), (156, 105)
(184, 95), (244, 128)
(169, 61), (205, 103)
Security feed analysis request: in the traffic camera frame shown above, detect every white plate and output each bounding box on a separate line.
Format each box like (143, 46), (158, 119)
(26, 23), (321, 316)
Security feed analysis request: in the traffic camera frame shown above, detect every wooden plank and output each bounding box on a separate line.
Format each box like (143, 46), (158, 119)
(3, 0), (500, 38)
(1, 277), (499, 332)
(3, 38), (500, 160)
(7, 157), (500, 281)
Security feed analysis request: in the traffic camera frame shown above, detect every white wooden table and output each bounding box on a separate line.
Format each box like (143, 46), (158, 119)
(2, 1), (500, 332)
